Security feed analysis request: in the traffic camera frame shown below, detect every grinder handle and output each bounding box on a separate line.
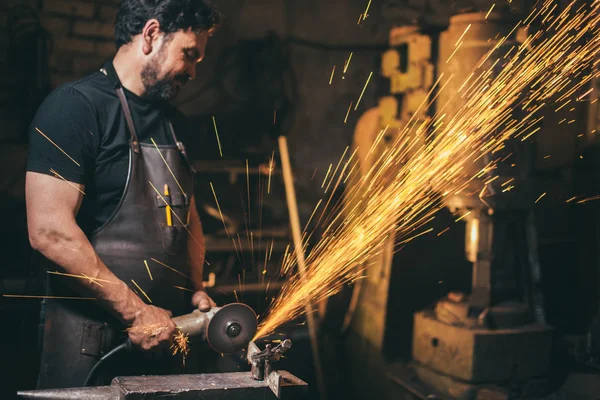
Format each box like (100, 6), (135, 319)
(125, 308), (221, 350)
(124, 338), (135, 351)
(172, 307), (220, 337)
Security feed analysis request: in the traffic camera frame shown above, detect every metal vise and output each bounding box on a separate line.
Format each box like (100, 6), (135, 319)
(247, 339), (293, 398)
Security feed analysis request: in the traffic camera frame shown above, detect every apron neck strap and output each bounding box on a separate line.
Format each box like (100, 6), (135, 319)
(100, 60), (194, 172)
(100, 62), (140, 154)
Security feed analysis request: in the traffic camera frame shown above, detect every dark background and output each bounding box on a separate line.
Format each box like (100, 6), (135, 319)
(1, 0), (600, 399)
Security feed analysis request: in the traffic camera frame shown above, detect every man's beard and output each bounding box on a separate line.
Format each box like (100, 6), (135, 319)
(140, 50), (189, 102)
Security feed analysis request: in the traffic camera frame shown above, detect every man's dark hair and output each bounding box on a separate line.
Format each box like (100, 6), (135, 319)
(115, 0), (222, 50)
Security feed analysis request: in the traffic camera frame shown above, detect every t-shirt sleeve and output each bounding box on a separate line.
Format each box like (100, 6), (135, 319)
(26, 86), (99, 184)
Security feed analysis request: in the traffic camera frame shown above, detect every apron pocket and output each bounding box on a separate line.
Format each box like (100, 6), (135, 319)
(160, 223), (189, 256)
(80, 322), (107, 357)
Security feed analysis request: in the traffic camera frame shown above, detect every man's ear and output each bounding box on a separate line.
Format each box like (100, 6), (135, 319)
(141, 19), (161, 55)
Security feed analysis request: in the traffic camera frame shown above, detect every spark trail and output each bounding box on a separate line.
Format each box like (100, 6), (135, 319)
(255, 0), (600, 338)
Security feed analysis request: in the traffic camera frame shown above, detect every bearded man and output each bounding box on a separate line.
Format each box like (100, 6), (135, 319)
(25, 0), (221, 388)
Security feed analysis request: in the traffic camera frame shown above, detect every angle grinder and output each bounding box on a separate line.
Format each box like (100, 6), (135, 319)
(172, 302), (257, 353)
(84, 302), (257, 386)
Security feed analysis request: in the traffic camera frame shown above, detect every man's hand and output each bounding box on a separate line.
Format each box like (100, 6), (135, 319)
(191, 290), (217, 312)
(128, 304), (176, 351)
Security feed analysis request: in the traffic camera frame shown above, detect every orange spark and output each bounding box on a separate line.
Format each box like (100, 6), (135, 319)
(535, 192), (546, 203)
(354, 72), (373, 110)
(3, 294), (95, 300)
(49, 169), (85, 195)
(131, 279), (152, 303)
(212, 116), (223, 157)
(35, 127), (80, 166)
(144, 260), (153, 280)
(150, 138), (186, 197)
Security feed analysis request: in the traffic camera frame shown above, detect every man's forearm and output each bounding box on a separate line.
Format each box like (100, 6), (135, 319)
(31, 225), (145, 324)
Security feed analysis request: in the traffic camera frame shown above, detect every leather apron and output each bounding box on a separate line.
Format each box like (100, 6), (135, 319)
(37, 62), (195, 389)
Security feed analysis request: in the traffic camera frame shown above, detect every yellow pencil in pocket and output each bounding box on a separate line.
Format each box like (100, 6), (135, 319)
(164, 184), (173, 227)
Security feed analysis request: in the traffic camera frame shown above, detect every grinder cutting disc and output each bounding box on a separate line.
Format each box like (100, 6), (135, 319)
(206, 303), (257, 354)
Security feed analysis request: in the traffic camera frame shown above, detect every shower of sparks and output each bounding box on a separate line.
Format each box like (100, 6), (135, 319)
(303, 199), (323, 237)
(35, 127), (80, 166)
(171, 329), (191, 365)
(212, 116), (223, 157)
(255, 0), (600, 339)
(321, 164), (332, 188)
(344, 101), (353, 124)
(455, 211), (472, 222)
(3, 294), (95, 300)
(501, 177), (515, 187)
(485, 3), (496, 19)
(173, 285), (194, 292)
(535, 192), (547, 203)
(209, 182), (230, 237)
(150, 258), (197, 284)
(446, 41), (464, 63)
(81, 273), (103, 287)
(149, 181), (207, 252)
(362, 0), (372, 20)
(144, 260), (153, 280)
(344, 52), (354, 74)
(150, 138), (186, 196)
(577, 87), (594, 100)
(354, 72), (373, 110)
(131, 279), (152, 303)
(49, 169), (86, 195)
(329, 66), (336, 84)
(398, 228), (434, 244)
(456, 24), (472, 46)
(324, 146), (349, 194)
(47, 270), (114, 286)
(576, 195), (600, 204)
(437, 227), (450, 236)
(268, 151), (275, 194)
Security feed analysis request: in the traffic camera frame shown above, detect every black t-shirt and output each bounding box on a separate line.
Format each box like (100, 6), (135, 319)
(27, 61), (186, 234)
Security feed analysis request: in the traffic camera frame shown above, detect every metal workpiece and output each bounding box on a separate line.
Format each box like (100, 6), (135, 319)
(248, 339), (292, 379)
(247, 339), (294, 398)
(18, 386), (122, 400)
(18, 371), (308, 400)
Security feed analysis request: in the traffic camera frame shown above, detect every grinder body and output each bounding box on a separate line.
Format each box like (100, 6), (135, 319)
(172, 303), (257, 354)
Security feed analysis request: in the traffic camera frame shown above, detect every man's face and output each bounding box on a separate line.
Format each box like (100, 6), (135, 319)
(141, 28), (209, 102)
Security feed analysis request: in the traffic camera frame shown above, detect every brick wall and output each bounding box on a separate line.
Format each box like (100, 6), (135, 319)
(39, 0), (119, 86)
(0, 0), (119, 141)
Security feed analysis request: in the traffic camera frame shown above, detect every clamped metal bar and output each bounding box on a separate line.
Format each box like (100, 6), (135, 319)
(247, 339), (293, 398)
